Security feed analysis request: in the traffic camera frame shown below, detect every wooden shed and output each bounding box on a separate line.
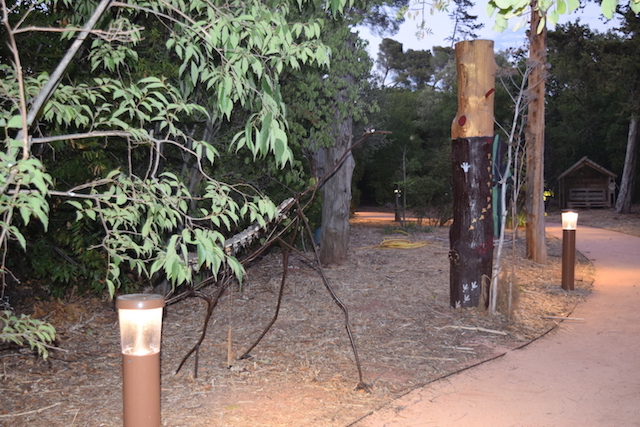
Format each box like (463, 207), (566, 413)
(557, 156), (617, 208)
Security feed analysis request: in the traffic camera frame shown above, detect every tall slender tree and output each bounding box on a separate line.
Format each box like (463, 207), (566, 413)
(525, 1), (548, 264)
(614, 8), (640, 213)
(446, 0), (485, 46)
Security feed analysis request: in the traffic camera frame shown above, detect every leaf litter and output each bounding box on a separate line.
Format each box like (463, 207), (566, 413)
(3, 207), (638, 427)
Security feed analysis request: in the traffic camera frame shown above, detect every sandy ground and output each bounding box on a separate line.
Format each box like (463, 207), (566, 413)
(352, 220), (640, 427)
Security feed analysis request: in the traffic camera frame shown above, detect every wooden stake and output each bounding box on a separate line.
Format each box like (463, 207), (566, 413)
(227, 326), (234, 368)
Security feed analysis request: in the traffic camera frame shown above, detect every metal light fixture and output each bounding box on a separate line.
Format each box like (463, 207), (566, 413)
(116, 294), (165, 427)
(561, 211), (578, 291)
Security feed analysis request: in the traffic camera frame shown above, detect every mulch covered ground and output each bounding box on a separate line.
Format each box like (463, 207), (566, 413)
(3, 206), (634, 427)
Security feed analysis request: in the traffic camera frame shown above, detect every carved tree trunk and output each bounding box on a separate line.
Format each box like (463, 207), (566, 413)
(616, 113), (638, 214)
(525, 4), (548, 264)
(449, 40), (495, 308)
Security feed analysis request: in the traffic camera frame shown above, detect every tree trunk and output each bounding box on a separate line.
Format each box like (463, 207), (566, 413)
(319, 116), (354, 265)
(525, 4), (548, 264)
(615, 113), (638, 214)
(449, 40), (495, 308)
(316, 34), (360, 266)
(450, 136), (494, 308)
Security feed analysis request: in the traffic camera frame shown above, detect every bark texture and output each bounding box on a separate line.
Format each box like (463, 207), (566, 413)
(451, 40), (496, 139)
(449, 137), (494, 308)
(615, 113), (638, 214)
(319, 117), (355, 265)
(525, 6), (548, 264)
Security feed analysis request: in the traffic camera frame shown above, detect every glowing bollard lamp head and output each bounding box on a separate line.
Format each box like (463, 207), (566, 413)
(561, 211), (578, 291)
(116, 294), (165, 427)
(562, 210), (578, 231)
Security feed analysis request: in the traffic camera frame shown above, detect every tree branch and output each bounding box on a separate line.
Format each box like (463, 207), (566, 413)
(30, 131), (133, 145)
(16, 0), (114, 138)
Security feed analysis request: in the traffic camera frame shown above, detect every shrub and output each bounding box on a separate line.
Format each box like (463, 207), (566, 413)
(1, 311), (56, 360)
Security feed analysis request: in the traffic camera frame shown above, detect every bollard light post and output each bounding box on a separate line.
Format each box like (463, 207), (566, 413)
(116, 294), (165, 427)
(561, 211), (578, 291)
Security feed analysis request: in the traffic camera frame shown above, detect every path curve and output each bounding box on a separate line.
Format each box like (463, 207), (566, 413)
(351, 223), (640, 427)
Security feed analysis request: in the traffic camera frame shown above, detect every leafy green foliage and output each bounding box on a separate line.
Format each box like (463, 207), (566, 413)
(0, 0), (355, 300)
(487, 0), (579, 33)
(602, 0), (640, 18)
(1, 310), (56, 359)
(285, 22), (376, 150)
(376, 38), (434, 89)
(358, 43), (457, 219)
(545, 19), (640, 193)
(485, 0), (639, 34)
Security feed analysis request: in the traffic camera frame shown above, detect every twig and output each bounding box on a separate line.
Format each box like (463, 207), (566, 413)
(440, 325), (508, 336)
(540, 316), (584, 321)
(444, 346), (475, 352)
(67, 314), (97, 333)
(0, 402), (62, 418)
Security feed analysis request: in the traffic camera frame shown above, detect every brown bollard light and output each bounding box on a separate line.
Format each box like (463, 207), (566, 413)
(561, 211), (578, 291)
(116, 294), (165, 427)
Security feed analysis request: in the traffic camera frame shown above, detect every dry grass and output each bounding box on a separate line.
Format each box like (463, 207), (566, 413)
(2, 206), (636, 427)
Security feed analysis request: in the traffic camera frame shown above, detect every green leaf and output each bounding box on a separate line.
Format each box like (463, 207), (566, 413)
(227, 256), (244, 283)
(18, 206), (31, 226)
(566, 0), (580, 12)
(601, 0), (617, 19)
(66, 200), (83, 210)
(6, 115), (23, 129)
(191, 61), (200, 85)
(260, 112), (273, 152)
(493, 0), (514, 10)
(9, 226), (26, 250)
(85, 209), (97, 221)
(536, 14), (546, 33)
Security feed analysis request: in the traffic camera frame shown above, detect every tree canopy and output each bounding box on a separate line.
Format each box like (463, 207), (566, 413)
(0, 0), (367, 298)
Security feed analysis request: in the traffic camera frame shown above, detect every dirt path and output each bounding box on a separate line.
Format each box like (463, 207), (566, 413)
(352, 222), (640, 427)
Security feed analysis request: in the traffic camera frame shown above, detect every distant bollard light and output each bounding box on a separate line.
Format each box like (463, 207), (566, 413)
(116, 294), (165, 427)
(562, 211), (578, 230)
(561, 211), (578, 291)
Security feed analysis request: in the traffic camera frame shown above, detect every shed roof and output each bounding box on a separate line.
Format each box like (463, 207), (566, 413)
(557, 156), (617, 181)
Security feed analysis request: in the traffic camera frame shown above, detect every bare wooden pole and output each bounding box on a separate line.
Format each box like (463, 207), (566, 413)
(449, 40), (496, 308)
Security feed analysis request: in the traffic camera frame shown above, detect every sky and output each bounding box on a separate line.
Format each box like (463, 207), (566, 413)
(356, 1), (622, 60)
